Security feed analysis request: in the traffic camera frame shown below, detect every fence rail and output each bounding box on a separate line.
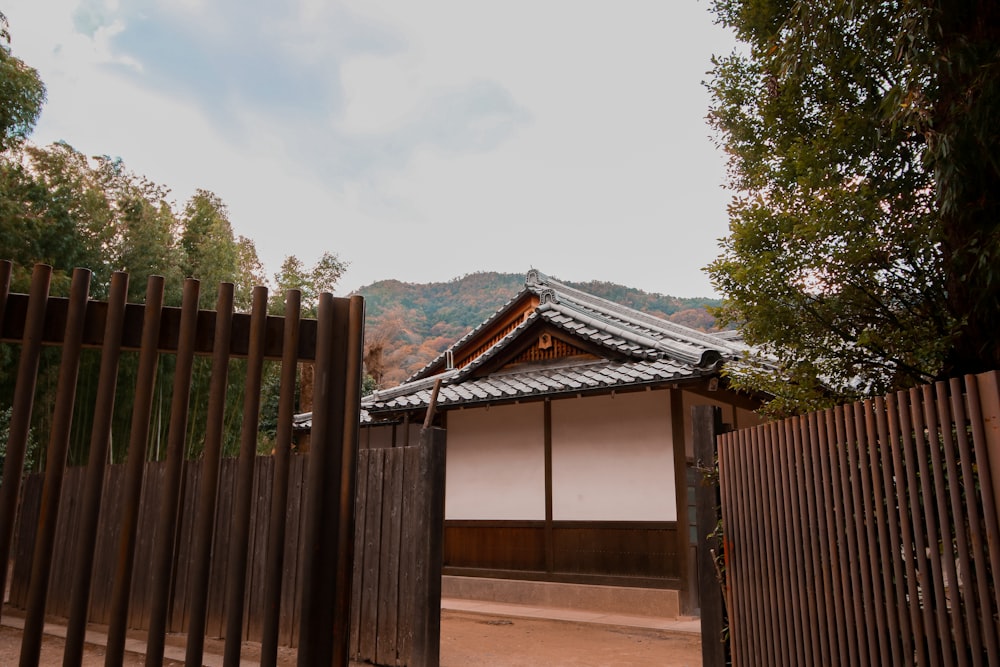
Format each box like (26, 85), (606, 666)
(718, 371), (1000, 666)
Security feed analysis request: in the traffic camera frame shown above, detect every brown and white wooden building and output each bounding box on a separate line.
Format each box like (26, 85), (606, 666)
(352, 269), (765, 614)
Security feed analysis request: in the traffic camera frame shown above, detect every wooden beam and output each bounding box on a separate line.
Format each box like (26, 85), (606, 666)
(670, 388), (692, 615)
(693, 405), (726, 667)
(0, 292), (319, 360)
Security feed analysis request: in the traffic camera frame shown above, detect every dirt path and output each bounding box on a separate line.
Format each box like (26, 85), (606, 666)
(1, 609), (702, 666)
(439, 611), (702, 667)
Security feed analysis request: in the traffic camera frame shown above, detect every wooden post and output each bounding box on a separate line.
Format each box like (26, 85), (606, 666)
(693, 404), (726, 667)
(669, 389), (691, 613)
(413, 426), (446, 667)
(976, 371), (1000, 532)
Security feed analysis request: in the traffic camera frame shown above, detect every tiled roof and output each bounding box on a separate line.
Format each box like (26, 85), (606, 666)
(366, 357), (704, 413)
(357, 269), (755, 417)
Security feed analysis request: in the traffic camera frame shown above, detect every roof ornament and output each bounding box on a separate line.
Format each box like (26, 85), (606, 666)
(538, 288), (559, 306)
(525, 268), (543, 286)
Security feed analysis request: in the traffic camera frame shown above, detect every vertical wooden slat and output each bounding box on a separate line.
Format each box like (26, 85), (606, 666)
(723, 430), (747, 667)
(340, 296), (365, 656)
(888, 391), (928, 666)
(206, 459), (235, 639)
(281, 454), (307, 648)
(360, 449), (385, 660)
(295, 292), (334, 665)
(398, 444), (421, 665)
(865, 398), (913, 665)
(0, 264), (51, 617)
(833, 406), (866, 667)
(184, 283), (235, 666)
(416, 427), (446, 667)
(936, 382), (984, 664)
(885, 394), (927, 665)
(716, 433), (735, 665)
(776, 420), (805, 667)
(824, 408), (853, 665)
(792, 416), (824, 666)
(964, 374), (1000, 644)
(737, 427), (761, 666)
(63, 270), (128, 664)
(910, 387), (954, 665)
(807, 411), (837, 665)
(21, 267), (91, 666)
(146, 277), (201, 667)
(967, 371), (1000, 568)
(765, 422), (788, 667)
(223, 285), (269, 666)
(761, 423), (789, 667)
(46, 467), (85, 617)
(376, 448), (404, 666)
(106, 274), (164, 663)
(899, 390), (940, 667)
(746, 426), (768, 667)
(260, 289), (302, 666)
(171, 460), (199, 631)
(89, 464), (125, 624)
(10, 475), (42, 608)
(726, 429), (751, 667)
(951, 377), (996, 664)
(845, 403), (877, 665)
(244, 456), (272, 641)
(693, 406), (725, 667)
(350, 448), (371, 659)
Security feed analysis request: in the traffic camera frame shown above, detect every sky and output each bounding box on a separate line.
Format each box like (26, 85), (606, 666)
(4, 0), (739, 298)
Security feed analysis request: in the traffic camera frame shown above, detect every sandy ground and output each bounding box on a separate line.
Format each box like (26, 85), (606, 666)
(0, 609), (702, 666)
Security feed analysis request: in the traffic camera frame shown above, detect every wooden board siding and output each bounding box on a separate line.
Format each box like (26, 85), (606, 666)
(443, 522), (547, 572)
(507, 336), (597, 367)
(442, 520), (679, 586)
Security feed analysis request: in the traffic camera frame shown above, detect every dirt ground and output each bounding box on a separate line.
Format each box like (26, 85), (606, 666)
(0, 609), (702, 666)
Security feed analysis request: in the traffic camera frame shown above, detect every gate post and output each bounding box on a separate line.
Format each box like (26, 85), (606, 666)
(693, 405), (726, 667)
(412, 426), (446, 667)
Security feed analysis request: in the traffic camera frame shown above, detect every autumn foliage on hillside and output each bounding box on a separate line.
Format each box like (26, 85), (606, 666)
(354, 272), (721, 388)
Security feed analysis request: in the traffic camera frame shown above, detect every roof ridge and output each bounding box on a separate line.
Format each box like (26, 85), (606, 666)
(529, 273), (735, 353)
(538, 299), (719, 368)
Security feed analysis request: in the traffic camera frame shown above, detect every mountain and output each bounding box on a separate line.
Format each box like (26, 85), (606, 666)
(352, 271), (722, 387)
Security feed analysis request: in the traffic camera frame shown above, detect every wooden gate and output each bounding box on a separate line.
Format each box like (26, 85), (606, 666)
(0, 261), (364, 666)
(350, 427), (446, 667)
(714, 371), (1000, 666)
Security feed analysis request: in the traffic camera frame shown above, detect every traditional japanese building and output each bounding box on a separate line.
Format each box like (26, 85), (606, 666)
(356, 269), (765, 616)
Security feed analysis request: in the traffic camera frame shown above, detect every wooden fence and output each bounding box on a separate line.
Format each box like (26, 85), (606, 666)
(350, 427), (446, 667)
(717, 371), (1000, 666)
(0, 262), (364, 667)
(9, 456), (310, 645)
(10, 434), (447, 667)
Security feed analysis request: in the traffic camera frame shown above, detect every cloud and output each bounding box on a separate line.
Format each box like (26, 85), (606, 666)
(64, 0), (529, 189)
(5, 0), (739, 298)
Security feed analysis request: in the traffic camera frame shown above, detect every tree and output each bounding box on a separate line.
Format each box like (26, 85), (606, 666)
(705, 0), (1000, 416)
(0, 12), (44, 151)
(270, 251), (348, 315)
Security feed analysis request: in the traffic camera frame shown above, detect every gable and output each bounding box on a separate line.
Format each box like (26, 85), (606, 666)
(505, 332), (598, 367)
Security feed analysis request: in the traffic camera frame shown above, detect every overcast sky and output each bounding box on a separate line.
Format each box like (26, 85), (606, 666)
(5, 0), (738, 297)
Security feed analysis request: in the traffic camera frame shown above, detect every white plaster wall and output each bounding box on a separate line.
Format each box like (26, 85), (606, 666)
(551, 391), (676, 521)
(445, 402), (545, 520)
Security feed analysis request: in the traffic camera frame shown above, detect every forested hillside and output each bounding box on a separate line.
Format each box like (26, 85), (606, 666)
(354, 272), (721, 387)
